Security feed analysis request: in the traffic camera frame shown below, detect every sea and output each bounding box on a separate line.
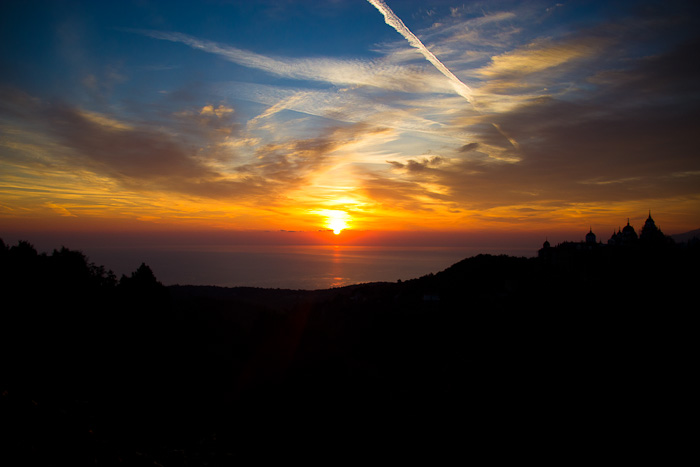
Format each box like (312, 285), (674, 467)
(86, 244), (536, 290)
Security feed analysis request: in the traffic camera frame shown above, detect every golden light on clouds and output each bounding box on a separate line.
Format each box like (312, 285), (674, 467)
(200, 104), (234, 118)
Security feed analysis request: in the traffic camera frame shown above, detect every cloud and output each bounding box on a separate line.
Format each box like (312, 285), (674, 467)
(214, 81), (448, 133)
(438, 61), (700, 210)
(77, 109), (134, 131)
(1, 83), (406, 215)
(476, 38), (603, 80)
(44, 105), (214, 180)
(352, 27), (700, 216)
(132, 29), (455, 96)
(241, 123), (392, 185)
(420, 9), (519, 50)
(358, 175), (438, 212)
(0, 88), (267, 201)
(459, 142), (479, 153)
(45, 203), (77, 217)
(387, 155), (447, 173)
(200, 104), (234, 118)
(245, 92), (309, 129)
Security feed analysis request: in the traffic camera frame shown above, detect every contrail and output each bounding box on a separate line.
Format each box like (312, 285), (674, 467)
(247, 92), (309, 129)
(367, 0), (473, 103)
(368, 0), (521, 151)
(492, 123), (521, 151)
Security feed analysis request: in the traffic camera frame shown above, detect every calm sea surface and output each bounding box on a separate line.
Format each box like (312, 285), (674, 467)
(86, 244), (535, 290)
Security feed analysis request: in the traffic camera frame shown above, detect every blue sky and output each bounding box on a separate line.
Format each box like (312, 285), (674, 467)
(1, 0), (699, 241)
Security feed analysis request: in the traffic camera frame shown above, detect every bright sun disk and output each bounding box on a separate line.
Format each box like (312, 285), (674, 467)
(329, 218), (348, 235)
(317, 209), (350, 234)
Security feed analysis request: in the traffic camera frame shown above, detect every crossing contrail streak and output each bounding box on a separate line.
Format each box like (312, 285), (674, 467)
(367, 0), (474, 103)
(368, 0), (522, 151)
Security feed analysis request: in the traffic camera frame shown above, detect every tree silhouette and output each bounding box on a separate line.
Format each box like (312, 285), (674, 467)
(120, 262), (161, 287)
(118, 262), (169, 316)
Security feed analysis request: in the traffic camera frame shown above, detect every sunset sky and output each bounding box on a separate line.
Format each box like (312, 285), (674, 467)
(2, 0), (700, 247)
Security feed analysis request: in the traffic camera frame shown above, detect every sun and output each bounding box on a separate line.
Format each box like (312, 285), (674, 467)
(329, 217), (348, 235)
(317, 209), (350, 235)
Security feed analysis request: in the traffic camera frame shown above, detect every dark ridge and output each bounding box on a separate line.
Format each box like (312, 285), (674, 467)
(1, 233), (697, 458)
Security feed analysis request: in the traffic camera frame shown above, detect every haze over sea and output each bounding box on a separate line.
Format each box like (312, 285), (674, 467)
(85, 244), (536, 290)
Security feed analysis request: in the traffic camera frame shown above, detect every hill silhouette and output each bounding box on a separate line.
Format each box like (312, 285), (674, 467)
(1, 234), (697, 460)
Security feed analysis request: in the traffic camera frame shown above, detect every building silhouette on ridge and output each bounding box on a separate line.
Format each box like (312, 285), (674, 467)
(538, 212), (672, 261)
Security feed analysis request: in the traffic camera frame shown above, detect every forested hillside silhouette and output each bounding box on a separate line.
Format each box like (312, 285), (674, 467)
(2, 235), (697, 462)
(1, 240), (177, 464)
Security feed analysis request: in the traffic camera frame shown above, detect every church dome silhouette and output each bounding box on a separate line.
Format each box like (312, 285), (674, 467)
(640, 211), (666, 244)
(620, 219), (638, 244)
(585, 228), (596, 244)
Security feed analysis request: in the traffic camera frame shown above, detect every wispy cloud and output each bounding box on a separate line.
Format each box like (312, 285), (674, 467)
(478, 38), (602, 79)
(131, 29), (454, 96)
(214, 81), (449, 133)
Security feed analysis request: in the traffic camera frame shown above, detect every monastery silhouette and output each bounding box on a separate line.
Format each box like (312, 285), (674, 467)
(539, 212), (672, 259)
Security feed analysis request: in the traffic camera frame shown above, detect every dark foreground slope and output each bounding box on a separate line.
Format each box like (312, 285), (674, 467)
(1, 239), (697, 462)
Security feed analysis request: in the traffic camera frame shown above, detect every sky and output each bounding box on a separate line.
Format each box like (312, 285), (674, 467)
(2, 0), (700, 248)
